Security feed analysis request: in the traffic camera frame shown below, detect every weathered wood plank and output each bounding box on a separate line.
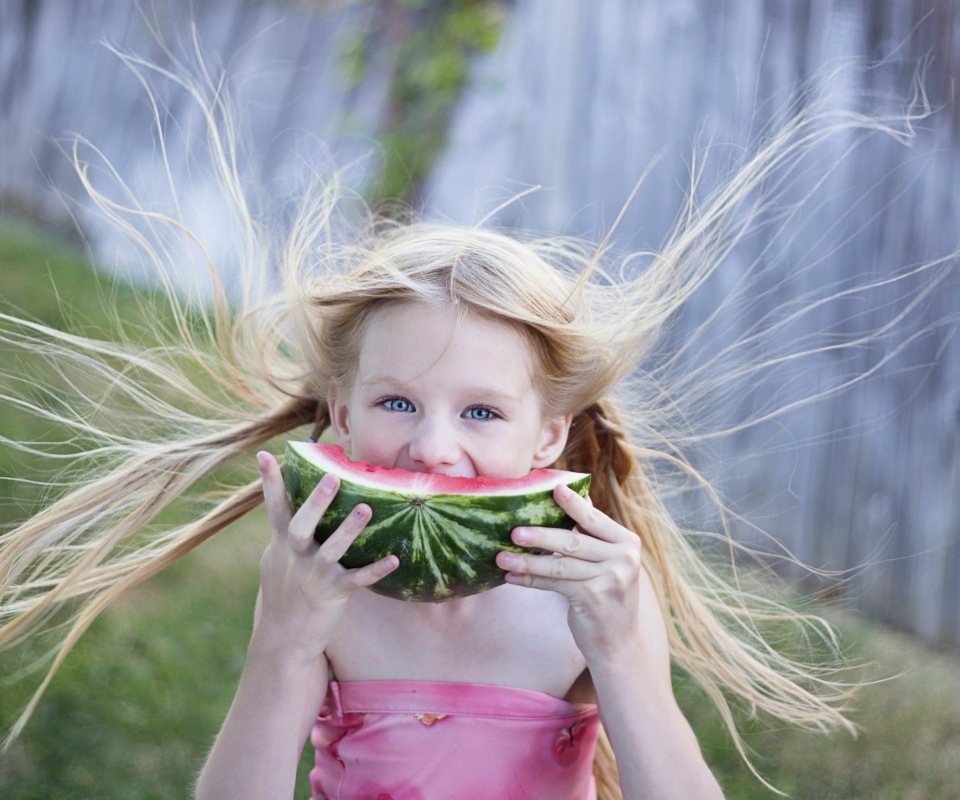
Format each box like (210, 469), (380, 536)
(431, 0), (960, 647)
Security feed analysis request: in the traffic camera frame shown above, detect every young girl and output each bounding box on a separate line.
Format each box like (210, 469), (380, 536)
(0, 64), (892, 800)
(195, 231), (727, 800)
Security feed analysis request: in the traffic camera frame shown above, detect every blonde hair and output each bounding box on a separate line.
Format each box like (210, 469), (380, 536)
(0, 55), (933, 797)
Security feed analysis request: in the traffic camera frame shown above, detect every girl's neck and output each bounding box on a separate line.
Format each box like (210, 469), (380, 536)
(325, 583), (585, 698)
(404, 583), (506, 623)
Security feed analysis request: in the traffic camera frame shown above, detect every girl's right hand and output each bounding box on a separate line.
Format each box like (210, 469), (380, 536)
(251, 450), (399, 665)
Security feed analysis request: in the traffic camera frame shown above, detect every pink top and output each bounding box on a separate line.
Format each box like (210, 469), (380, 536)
(309, 680), (600, 800)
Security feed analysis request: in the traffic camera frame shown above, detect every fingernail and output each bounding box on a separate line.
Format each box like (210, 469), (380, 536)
(499, 552), (515, 569)
(256, 452), (268, 470)
(354, 505), (369, 519)
(320, 473), (337, 489)
(505, 573), (522, 584)
(513, 528), (528, 544)
(556, 484), (572, 499)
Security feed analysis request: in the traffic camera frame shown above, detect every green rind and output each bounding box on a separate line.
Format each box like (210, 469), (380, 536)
(283, 442), (591, 602)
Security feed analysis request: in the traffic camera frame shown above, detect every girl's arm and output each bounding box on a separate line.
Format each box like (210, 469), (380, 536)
(585, 569), (723, 799)
(194, 618), (329, 800)
(195, 453), (398, 800)
(496, 485), (724, 800)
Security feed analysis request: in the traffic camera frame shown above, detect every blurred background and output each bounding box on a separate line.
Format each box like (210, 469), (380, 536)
(1, 1), (959, 797)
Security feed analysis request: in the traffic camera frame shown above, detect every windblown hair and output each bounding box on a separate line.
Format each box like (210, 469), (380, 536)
(0, 52), (935, 797)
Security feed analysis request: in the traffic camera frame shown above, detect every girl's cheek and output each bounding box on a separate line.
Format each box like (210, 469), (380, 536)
(470, 443), (535, 480)
(351, 425), (406, 467)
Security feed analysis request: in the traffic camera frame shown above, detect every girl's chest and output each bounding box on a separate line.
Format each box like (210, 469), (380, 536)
(324, 584), (589, 701)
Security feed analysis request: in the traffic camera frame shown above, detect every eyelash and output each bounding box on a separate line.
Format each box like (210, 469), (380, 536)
(464, 405), (501, 422)
(375, 397), (503, 421)
(378, 397), (415, 413)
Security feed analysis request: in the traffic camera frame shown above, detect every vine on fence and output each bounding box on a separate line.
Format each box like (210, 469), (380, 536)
(337, 0), (506, 207)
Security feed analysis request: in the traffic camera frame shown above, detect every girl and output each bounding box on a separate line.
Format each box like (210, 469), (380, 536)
(195, 234), (724, 800)
(1, 62), (905, 800)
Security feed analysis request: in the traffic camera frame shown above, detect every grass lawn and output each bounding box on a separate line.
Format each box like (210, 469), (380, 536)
(1, 218), (959, 798)
(688, 613), (960, 799)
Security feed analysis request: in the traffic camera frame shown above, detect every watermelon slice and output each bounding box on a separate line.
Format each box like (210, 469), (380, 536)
(283, 441), (591, 602)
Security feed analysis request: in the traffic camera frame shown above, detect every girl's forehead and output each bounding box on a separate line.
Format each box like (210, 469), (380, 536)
(356, 302), (536, 388)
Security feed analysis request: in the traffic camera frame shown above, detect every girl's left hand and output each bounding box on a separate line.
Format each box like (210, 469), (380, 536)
(496, 484), (643, 663)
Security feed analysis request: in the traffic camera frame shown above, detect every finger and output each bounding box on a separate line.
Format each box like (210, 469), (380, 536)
(287, 472), (341, 551)
(554, 484), (626, 543)
(257, 451), (293, 539)
(314, 503), (372, 565)
(512, 526), (609, 562)
(497, 550), (599, 582)
(343, 554), (400, 590)
(503, 569), (568, 594)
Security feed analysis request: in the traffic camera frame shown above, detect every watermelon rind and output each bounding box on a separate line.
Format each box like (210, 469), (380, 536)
(283, 441), (591, 603)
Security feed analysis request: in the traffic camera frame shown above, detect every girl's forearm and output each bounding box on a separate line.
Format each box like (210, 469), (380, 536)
(590, 643), (724, 800)
(195, 637), (327, 800)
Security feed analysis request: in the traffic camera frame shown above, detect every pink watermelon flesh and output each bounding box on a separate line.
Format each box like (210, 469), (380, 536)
(307, 442), (582, 495)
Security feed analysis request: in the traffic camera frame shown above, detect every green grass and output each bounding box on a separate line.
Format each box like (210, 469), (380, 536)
(0, 516), (274, 798)
(1, 218), (959, 798)
(0, 220), (138, 330)
(681, 613), (960, 799)
(0, 218), (169, 527)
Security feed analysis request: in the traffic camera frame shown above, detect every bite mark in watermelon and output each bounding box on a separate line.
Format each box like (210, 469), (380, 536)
(283, 441), (591, 602)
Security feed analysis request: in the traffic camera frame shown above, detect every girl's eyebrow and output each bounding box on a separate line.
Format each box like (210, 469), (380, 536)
(468, 388), (523, 404)
(360, 375), (521, 403)
(361, 375), (411, 388)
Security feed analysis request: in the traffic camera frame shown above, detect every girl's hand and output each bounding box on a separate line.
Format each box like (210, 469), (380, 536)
(253, 451), (399, 665)
(496, 484), (644, 663)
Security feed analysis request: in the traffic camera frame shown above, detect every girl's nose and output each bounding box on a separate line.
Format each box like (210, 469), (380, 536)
(407, 417), (460, 472)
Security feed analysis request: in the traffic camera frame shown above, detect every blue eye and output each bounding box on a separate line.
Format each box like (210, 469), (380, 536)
(464, 406), (497, 421)
(382, 397), (414, 413)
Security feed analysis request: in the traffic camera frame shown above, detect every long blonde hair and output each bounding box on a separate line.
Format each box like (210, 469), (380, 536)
(0, 55), (933, 796)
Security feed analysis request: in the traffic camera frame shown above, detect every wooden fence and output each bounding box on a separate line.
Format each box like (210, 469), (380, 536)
(2, 0), (959, 646)
(430, 0), (960, 647)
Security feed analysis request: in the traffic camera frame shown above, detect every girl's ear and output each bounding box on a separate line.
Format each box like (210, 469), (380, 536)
(327, 384), (353, 454)
(532, 413), (572, 468)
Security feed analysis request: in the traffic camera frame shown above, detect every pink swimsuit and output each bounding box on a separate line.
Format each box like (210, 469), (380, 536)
(309, 680), (600, 800)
